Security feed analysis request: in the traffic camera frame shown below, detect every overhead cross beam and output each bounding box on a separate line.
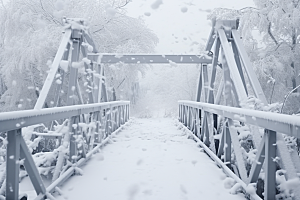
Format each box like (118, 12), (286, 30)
(88, 54), (212, 64)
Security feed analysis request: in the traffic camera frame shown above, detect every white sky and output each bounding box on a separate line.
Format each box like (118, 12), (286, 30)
(125, 0), (255, 54)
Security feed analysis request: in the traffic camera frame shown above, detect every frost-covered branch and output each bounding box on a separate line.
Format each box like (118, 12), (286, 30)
(268, 22), (278, 45)
(281, 84), (300, 113)
(115, 0), (131, 9)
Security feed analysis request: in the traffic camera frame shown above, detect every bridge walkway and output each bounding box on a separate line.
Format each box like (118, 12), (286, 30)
(48, 118), (246, 200)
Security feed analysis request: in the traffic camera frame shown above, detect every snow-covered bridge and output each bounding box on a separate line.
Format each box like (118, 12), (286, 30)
(1, 18), (300, 200)
(22, 118), (247, 200)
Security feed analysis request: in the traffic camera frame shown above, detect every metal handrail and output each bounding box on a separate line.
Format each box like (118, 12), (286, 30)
(4, 101), (130, 199)
(0, 101), (129, 133)
(179, 100), (300, 138)
(178, 100), (300, 200)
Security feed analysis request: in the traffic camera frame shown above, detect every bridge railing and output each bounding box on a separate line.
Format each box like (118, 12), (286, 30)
(178, 100), (300, 200)
(1, 101), (130, 199)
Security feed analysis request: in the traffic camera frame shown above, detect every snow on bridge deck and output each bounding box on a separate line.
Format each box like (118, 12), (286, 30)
(52, 118), (246, 200)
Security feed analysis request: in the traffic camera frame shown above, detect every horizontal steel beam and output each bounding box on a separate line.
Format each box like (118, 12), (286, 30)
(88, 54), (212, 64)
(0, 101), (130, 133)
(178, 101), (300, 138)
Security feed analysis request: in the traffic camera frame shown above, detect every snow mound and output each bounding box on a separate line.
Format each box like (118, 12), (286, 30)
(223, 177), (236, 189)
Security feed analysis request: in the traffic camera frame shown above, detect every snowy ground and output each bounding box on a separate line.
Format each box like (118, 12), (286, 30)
(30, 118), (246, 200)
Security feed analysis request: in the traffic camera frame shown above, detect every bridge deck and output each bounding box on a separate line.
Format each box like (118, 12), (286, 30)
(24, 118), (247, 200)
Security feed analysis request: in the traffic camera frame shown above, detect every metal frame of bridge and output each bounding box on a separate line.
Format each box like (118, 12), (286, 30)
(179, 20), (300, 200)
(4, 18), (213, 200)
(2, 18), (300, 200)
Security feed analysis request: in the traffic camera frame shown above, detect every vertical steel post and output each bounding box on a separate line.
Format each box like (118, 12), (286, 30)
(180, 105), (183, 124)
(110, 107), (114, 133)
(181, 105), (184, 122)
(198, 108), (202, 138)
(115, 106), (118, 130)
(178, 104), (181, 122)
(222, 48), (233, 107)
(122, 106), (125, 123)
(76, 80), (84, 104)
(202, 64), (209, 101)
(54, 43), (70, 107)
(6, 129), (21, 200)
(118, 106), (121, 128)
(193, 108), (197, 134)
(190, 108), (194, 132)
(187, 106), (190, 128)
(81, 45), (94, 104)
(188, 107), (191, 129)
(215, 76), (224, 105)
(121, 105), (124, 124)
(100, 109), (104, 141)
(124, 105), (127, 122)
(200, 113), (207, 142)
(67, 29), (81, 106)
(217, 128), (224, 157)
(224, 120), (231, 168)
(232, 41), (248, 95)
(125, 105), (128, 122)
(112, 106), (116, 132)
(109, 105), (113, 134)
(207, 38), (220, 104)
(93, 63), (100, 103)
(196, 108), (201, 138)
(97, 64), (103, 103)
(127, 104), (130, 121)
(195, 108), (198, 134)
(183, 106), (186, 125)
(94, 110), (100, 143)
(69, 116), (78, 162)
(102, 109), (107, 139)
(264, 129), (277, 200)
(182, 105), (184, 123)
(101, 70), (108, 102)
(122, 106), (125, 124)
(114, 107), (117, 130)
(104, 106), (108, 137)
(196, 65), (203, 102)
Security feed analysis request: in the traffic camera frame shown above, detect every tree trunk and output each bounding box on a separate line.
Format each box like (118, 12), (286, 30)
(291, 27), (298, 92)
(295, 63), (300, 93)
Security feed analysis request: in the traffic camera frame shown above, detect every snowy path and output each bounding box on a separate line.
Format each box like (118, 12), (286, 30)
(55, 118), (246, 200)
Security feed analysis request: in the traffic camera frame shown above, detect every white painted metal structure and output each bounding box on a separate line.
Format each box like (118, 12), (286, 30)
(1, 18), (300, 200)
(179, 19), (300, 200)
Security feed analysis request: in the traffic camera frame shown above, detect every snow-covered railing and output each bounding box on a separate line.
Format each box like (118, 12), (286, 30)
(3, 101), (130, 200)
(178, 100), (300, 200)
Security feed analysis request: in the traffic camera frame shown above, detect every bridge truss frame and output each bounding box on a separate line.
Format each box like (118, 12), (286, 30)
(2, 18), (300, 200)
(179, 20), (300, 200)
(3, 18), (212, 199)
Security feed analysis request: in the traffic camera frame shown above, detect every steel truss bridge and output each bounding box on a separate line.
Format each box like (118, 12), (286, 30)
(1, 18), (300, 200)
